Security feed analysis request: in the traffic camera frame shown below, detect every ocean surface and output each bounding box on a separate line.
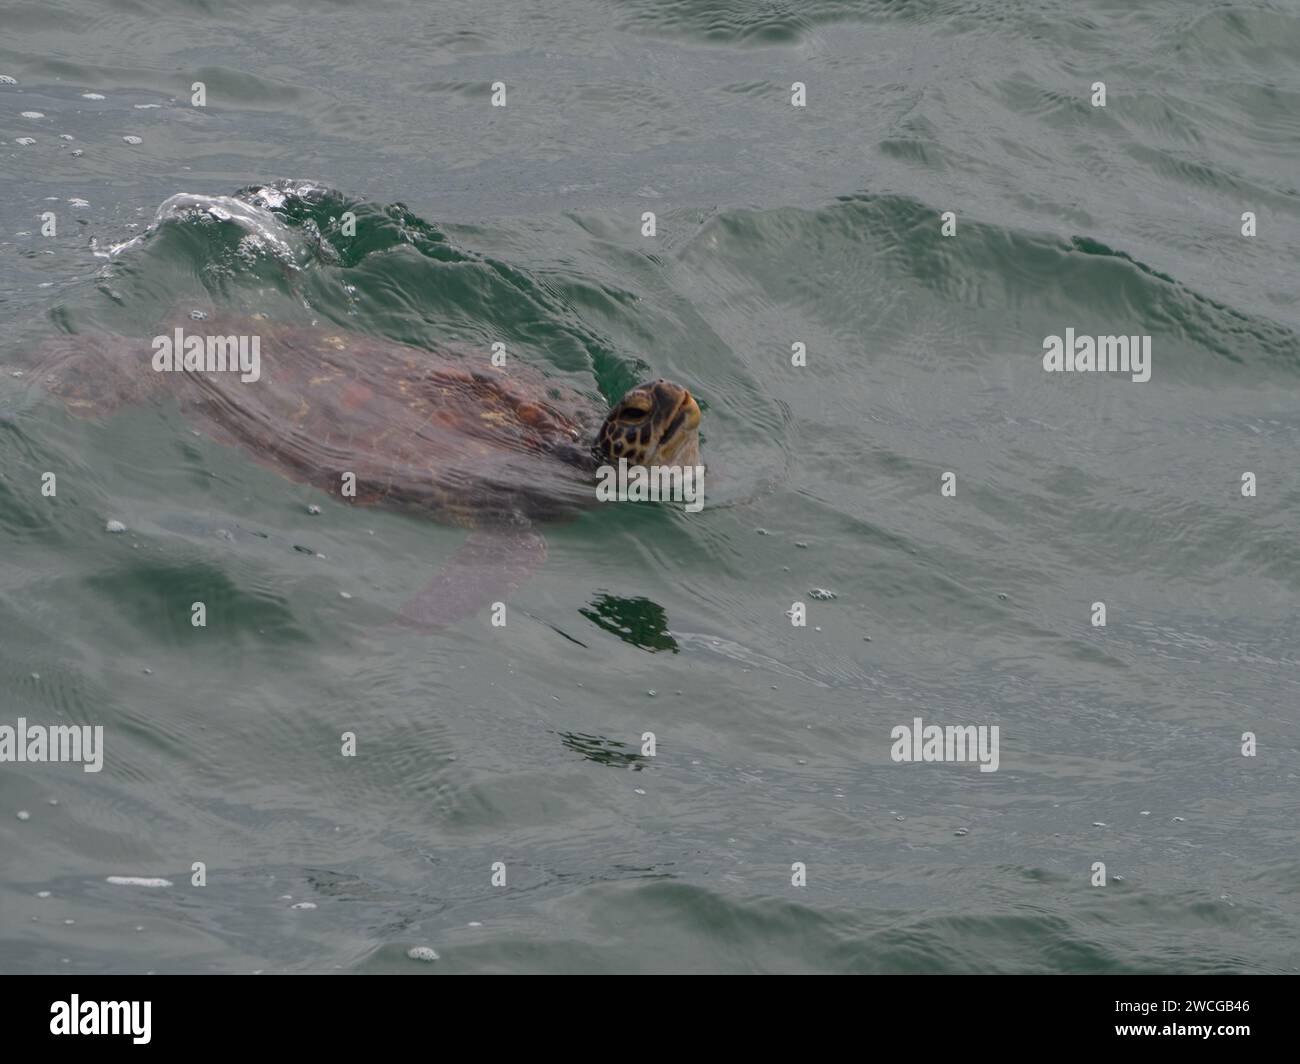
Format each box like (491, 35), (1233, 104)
(2, 0), (1298, 974)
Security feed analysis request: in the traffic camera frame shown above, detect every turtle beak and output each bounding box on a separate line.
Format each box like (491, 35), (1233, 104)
(652, 388), (702, 466)
(682, 391), (701, 430)
(661, 390), (701, 445)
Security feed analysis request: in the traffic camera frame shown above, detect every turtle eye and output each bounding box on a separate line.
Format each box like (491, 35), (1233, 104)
(623, 407), (648, 420)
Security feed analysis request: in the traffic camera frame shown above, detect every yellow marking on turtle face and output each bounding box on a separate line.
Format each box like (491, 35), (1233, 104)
(479, 410), (509, 425)
(322, 335), (348, 350)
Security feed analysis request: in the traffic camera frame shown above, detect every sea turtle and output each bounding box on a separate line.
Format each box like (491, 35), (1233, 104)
(30, 314), (703, 625)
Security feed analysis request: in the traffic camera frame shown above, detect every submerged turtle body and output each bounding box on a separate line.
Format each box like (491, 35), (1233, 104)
(38, 316), (626, 527)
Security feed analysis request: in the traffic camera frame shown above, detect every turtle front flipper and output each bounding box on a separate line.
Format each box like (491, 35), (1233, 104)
(397, 522), (548, 628)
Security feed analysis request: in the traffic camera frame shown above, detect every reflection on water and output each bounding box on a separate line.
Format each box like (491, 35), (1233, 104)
(580, 592), (679, 653)
(558, 731), (649, 771)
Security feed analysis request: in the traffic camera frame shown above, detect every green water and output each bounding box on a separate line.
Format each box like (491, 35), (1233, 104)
(1, 0), (1298, 973)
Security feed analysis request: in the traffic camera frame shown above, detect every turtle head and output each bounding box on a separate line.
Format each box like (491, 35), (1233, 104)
(596, 379), (702, 470)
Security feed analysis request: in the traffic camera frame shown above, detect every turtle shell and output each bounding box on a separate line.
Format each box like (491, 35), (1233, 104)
(36, 316), (606, 527)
